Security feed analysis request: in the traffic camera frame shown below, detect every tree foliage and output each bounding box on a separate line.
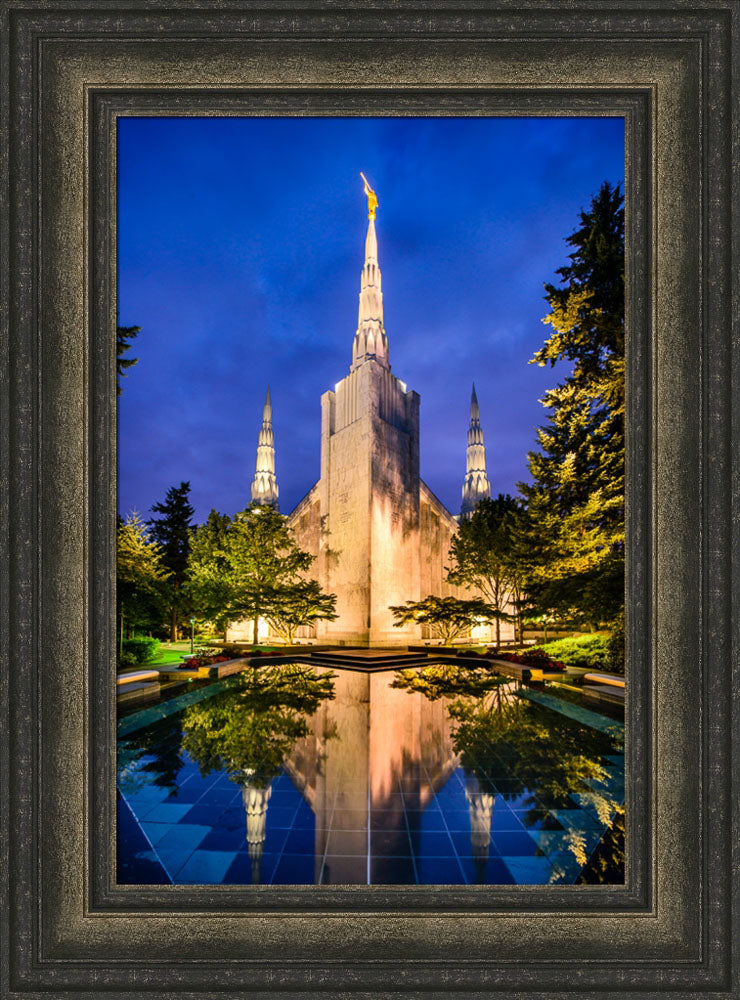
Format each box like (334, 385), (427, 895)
(116, 512), (170, 645)
(263, 579), (338, 644)
(187, 502), (331, 644)
(116, 324), (140, 395)
(389, 594), (500, 645)
(187, 509), (232, 631)
(447, 495), (526, 645)
(521, 181), (625, 624)
(148, 481), (195, 640)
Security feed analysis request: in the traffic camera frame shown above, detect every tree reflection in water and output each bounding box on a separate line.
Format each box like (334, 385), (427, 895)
(392, 664), (624, 882)
(180, 664), (336, 883)
(118, 712), (186, 793)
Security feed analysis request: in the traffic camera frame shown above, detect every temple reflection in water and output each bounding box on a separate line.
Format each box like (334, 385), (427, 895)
(117, 663), (624, 886)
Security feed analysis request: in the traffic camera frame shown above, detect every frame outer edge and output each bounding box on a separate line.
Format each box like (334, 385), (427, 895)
(1, 2), (737, 996)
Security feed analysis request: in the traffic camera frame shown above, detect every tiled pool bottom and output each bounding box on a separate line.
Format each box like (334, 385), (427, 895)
(117, 666), (624, 886)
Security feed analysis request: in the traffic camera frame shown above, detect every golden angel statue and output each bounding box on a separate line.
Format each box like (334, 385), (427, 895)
(360, 172), (378, 220)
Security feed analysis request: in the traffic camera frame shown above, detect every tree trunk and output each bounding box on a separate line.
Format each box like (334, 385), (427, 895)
(494, 583), (501, 648)
(252, 614), (260, 646)
(170, 606), (178, 643)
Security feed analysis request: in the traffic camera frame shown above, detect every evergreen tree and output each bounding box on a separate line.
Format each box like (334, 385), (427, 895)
(148, 482), (195, 641)
(116, 512), (170, 651)
(521, 181), (625, 625)
(116, 324), (140, 394)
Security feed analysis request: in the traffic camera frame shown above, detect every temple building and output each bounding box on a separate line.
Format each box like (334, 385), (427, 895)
(232, 178), (507, 646)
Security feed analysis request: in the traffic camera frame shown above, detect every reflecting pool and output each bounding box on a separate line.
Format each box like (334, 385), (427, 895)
(117, 662), (624, 885)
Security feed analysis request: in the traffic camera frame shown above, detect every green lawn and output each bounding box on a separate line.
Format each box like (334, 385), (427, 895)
(148, 643), (190, 666)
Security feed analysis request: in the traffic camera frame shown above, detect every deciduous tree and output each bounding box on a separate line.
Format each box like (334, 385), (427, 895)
(187, 509), (232, 635)
(389, 595), (500, 646)
(263, 580), (338, 644)
(447, 495), (522, 647)
(188, 502), (329, 645)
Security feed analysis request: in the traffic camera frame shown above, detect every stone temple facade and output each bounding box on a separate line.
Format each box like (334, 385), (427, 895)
(234, 183), (507, 646)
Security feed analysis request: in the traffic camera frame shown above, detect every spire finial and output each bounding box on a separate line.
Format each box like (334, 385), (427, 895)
(470, 383), (480, 420)
(360, 172), (378, 220)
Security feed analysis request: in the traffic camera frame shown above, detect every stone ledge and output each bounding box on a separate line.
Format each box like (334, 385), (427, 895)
(116, 669), (160, 686)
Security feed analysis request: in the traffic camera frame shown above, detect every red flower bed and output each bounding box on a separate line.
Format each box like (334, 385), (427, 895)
(490, 648), (566, 671)
(182, 653), (231, 669)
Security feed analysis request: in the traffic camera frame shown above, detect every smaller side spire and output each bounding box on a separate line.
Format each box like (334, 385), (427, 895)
(461, 382), (491, 520)
(251, 387), (279, 510)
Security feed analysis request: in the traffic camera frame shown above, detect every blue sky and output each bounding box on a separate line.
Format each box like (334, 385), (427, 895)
(117, 116), (624, 523)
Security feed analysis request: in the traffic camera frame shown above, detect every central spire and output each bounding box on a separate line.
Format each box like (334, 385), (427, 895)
(351, 174), (389, 372)
(461, 383), (491, 519)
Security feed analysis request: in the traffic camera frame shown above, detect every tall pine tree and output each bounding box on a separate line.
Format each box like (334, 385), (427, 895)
(148, 481), (195, 640)
(520, 182), (625, 625)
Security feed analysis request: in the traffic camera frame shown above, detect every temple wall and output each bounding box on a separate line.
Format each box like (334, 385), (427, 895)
(419, 480), (461, 601)
(316, 368), (372, 643)
(307, 361), (425, 646)
(367, 369), (421, 644)
(287, 484), (321, 565)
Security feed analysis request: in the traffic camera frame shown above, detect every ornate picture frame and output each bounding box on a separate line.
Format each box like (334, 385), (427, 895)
(1, 2), (737, 996)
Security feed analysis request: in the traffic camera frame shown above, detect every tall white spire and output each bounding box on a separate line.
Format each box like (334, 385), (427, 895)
(251, 386), (279, 510)
(351, 174), (389, 372)
(461, 383), (491, 519)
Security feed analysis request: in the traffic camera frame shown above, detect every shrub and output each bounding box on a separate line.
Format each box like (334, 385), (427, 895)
(534, 634), (611, 670)
(606, 614), (625, 674)
(213, 643), (248, 659)
(120, 636), (160, 666)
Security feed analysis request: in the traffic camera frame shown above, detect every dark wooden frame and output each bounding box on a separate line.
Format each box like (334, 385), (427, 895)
(1, 2), (737, 997)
